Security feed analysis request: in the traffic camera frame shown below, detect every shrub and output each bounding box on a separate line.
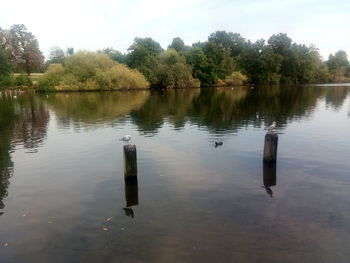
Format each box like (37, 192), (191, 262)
(223, 71), (248, 86)
(14, 74), (32, 87)
(0, 46), (13, 89)
(0, 75), (14, 90)
(37, 64), (64, 91)
(151, 49), (200, 89)
(36, 51), (149, 91)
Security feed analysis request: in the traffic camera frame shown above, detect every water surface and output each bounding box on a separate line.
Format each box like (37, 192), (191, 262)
(0, 85), (350, 263)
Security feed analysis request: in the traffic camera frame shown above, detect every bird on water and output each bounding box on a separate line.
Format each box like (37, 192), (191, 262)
(215, 141), (223, 147)
(121, 135), (132, 144)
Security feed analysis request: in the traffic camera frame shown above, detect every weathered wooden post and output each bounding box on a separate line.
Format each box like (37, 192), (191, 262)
(123, 144), (137, 183)
(263, 133), (278, 162)
(263, 161), (276, 187)
(123, 144), (138, 209)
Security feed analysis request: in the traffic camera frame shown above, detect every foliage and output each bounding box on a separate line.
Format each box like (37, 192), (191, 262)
(3, 24), (350, 88)
(0, 24), (44, 74)
(151, 49), (200, 89)
(14, 73), (32, 87)
(208, 31), (246, 57)
(185, 47), (216, 86)
(237, 40), (282, 85)
(0, 46), (13, 89)
(101, 48), (126, 64)
(202, 42), (235, 80)
(327, 50), (350, 82)
(126, 37), (164, 81)
(47, 46), (65, 65)
(168, 37), (188, 53)
(37, 64), (65, 91)
(37, 51), (149, 91)
(223, 72), (248, 86)
(66, 47), (74, 56)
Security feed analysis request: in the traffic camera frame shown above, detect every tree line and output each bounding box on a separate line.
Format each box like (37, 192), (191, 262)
(1, 24), (350, 90)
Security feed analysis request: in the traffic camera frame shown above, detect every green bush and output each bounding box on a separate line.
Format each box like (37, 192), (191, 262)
(151, 49), (200, 89)
(0, 75), (14, 90)
(36, 51), (149, 91)
(0, 46), (13, 90)
(14, 74), (32, 87)
(37, 64), (64, 91)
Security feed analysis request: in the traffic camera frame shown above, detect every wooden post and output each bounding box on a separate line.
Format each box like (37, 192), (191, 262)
(123, 144), (137, 183)
(263, 133), (278, 162)
(263, 161), (276, 187)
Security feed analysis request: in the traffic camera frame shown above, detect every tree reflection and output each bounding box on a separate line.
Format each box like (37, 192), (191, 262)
(129, 86), (342, 134)
(12, 95), (50, 152)
(41, 86), (349, 134)
(130, 89), (200, 134)
(0, 94), (49, 212)
(45, 91), (150, 130)
(323, 86), (350, 110)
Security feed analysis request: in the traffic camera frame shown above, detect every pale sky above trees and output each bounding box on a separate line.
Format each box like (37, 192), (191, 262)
(1, 0), (349, 60)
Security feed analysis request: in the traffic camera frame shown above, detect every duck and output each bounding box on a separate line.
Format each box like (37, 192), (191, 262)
(215, 141), (223, 147)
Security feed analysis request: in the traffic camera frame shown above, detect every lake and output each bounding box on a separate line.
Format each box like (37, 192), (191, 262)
(0, 85), (350, 263)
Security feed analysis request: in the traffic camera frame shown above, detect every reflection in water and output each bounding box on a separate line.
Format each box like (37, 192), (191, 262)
(12, 95), (49, 152)
(263, 162), (277, 198)
(125, 178), (138, 207)
(123, 179), (138, 218)
(130, 85), (350, 134)
(0, 85), (349, 262)
(45, 91), (150, 129)
(0, 94), (49, 212)
(324, 86), (349, 110)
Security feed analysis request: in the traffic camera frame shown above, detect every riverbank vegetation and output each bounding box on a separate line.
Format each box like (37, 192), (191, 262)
(37, 52), (149, 91)
(1, 24), (350, 91)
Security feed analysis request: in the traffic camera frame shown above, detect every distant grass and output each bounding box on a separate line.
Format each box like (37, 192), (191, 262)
(29, 73), (43, 84)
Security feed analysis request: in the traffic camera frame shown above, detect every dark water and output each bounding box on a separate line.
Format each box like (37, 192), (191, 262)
(0, 85), (350, 263)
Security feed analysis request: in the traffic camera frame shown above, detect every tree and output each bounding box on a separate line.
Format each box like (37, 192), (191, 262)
(151, 49), (200, 89)
(0, 46), (13, 89)
(168, 37), (187, 53)
(47, 46), (65, 64)
(0, 24), (44, 74)
(66, 47), (74, 56)
(102, 47), (126, 64)
(202, 42), (235, 80)
(208, 31), (246, 57)
(268, 33), (292, 55)
(185, 47), (216, 86)
(327, 50), (350, 82)
(126, 37), (163, 81)
(327, 50), (349, 70)
(237, 39), (282, 84)
(267, 33), (296, 83)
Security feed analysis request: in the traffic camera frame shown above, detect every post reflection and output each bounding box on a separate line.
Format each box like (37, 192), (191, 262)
(263, 162), (277, 197)
(123, 177), (138, 218)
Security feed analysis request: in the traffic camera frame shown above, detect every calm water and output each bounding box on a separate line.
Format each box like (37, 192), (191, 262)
(0, 85), (350, 263)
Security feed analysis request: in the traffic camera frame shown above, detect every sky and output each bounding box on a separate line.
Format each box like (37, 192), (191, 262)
(1, 0), (349, 60)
